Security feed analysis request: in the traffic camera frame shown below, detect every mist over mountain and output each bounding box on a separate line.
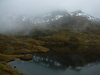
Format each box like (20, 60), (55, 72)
(0, 10), (100, 35)
(0, 0), (100, 17)
(0, 0), (100, 35)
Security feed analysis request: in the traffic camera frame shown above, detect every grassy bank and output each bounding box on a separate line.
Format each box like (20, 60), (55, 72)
(0, 34), (49, 75)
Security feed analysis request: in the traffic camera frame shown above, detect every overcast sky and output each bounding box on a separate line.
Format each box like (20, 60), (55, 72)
(0, 0), (100, 18)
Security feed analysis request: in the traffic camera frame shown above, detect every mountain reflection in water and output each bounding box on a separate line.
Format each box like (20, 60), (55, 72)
(8, 46), (100, 75)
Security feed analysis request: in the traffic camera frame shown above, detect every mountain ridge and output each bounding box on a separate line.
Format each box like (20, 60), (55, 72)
(0, 10), (100, 35)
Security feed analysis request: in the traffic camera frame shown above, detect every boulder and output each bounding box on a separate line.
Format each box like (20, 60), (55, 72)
(20, 54), (33, 61)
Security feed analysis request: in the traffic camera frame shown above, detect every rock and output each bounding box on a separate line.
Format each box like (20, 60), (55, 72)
(22, 51), (28, 54)
(1, 63), (6, 65)
(6, 49), (13, 52)
(6, 47), (13, 52)
(19, 47), (24, 49)
(6, 47), (9, 49)
(4, 40), (10, 43)
(14, 66), (16, 68)
(20, 54), (33, 61)
(11, 40), (16, 44)
(23, 44), (26, 47)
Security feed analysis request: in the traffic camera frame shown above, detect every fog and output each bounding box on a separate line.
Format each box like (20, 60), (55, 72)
(0, 0), (100, 17)
(0, 0), (100, 34)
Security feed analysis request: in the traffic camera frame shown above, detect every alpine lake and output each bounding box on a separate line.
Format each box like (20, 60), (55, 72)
(8, 45), (100, 75)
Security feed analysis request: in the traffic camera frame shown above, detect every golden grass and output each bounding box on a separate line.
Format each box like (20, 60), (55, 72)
(0, 54), (23, 75)
(0, 34), (49, 75)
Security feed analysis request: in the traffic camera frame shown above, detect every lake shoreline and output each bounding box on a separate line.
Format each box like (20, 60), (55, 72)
(7, 52), (100, 75)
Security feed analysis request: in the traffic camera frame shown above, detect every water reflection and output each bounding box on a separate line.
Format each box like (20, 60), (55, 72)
(8, 45), (100, 75)
(32, 53), (100, 71)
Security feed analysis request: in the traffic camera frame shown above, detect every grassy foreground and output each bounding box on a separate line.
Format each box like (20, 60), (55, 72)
(0, 34), (49, 75)
(0, 54), (23, 75)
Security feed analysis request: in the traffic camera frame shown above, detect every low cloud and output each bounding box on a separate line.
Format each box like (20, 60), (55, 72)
(0, 0), (100, 34)
(0, 0), (100, 18)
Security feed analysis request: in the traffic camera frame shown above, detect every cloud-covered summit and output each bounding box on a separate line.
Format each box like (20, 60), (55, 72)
(0, 0), (100, 18)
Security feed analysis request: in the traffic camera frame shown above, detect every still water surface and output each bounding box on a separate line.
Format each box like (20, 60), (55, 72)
(8, 53), (100, 75)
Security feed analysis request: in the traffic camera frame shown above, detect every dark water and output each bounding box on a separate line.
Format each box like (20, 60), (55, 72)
(8, 51), (100, 75)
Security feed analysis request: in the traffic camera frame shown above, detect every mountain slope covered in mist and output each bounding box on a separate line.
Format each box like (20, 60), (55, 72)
(0, 10), (100, 35)
(1, 10), (100, 45)
(1, 10), (100, 46)
(19, 10), (100, 47)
